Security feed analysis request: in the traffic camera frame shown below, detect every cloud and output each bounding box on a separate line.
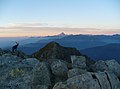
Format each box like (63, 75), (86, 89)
(0, 22), (120, 36)
(0, 22), (101, 31)
(0, 26), (101, 33)
(1, 22), (49, 27)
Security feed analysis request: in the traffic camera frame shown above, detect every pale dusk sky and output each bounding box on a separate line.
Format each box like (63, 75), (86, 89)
(0, 0), (120, 37)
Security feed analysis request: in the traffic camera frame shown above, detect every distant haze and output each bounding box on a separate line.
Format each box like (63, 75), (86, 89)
(0, 26), (120, 37)
(0, 37), (27, 48)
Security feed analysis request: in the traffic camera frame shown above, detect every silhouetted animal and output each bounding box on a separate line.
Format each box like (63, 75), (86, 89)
(12, 42), (19, 52)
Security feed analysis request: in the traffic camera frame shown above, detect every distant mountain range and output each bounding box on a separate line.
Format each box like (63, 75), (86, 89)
(81, 43), (120, 63)
(18, 34), (120, 54)
(1, 33), (120, 62)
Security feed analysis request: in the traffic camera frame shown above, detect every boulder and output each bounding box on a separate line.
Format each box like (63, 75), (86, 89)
(7, 76), (32, 89)
(105, 72), (120, 89)
(32, 62), (51, 88)
(53, 72), (120, 89)
(0, 53), (23, 66)
(51, 60), (68, 77)
(68, 68), (87, 78)
(71, 55), (86, 69)
(35, 85), (49, 89)
(0, 48), (10, 56)
(21, 58), (40, 68)
(94, 72), (111, 89)
(0, 53), (51, 89)
(0, 69), (33, 89)
(52, 82), (66, 89)
(105, 59), (120, 78)
(91, 59), (120, 78)
(12, 50), (30, 59)
(91, 60), (108, 72)
(66, 72), (101, 89)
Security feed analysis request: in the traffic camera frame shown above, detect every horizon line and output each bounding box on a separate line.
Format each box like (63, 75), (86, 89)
(0, 25), (120, 30)
(0, 33), (120, 38)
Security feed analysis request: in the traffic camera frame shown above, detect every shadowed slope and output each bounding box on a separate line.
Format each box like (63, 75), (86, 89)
(32, 41), (81, 62)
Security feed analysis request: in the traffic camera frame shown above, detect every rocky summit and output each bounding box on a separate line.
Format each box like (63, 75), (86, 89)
(0, 42), (120, 89)
(32, 41), (81, 62)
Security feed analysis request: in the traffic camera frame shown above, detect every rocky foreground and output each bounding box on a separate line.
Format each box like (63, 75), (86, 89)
(0, 42), (120, 89)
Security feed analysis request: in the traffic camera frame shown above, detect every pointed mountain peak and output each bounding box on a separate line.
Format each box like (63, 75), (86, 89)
(46, 41), (61, 47)
(33, 41), (81, 62)
(57, 32), (66, 36)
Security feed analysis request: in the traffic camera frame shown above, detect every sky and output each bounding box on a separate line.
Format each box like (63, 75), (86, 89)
(0, 0), (120, 37)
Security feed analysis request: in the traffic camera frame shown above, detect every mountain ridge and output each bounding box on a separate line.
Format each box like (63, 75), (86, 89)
(81, 43), (120, 63)
(32, 41), (81, 63)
